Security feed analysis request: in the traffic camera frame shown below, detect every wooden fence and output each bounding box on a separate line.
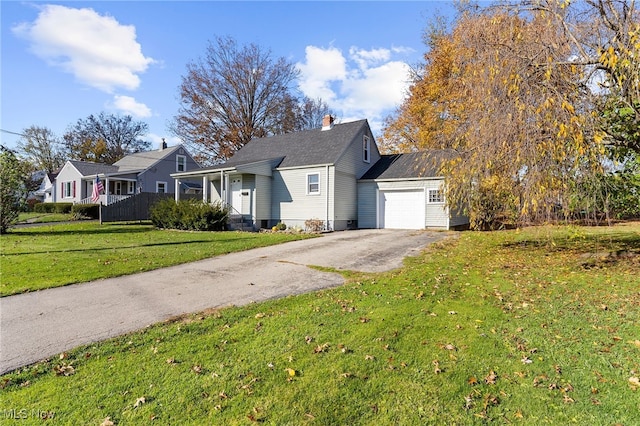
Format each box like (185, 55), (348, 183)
(99, 193), (177, 223)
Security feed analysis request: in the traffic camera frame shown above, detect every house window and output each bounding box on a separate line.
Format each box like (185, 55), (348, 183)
(176, 155), (186, 172)
(63, 181), (73, 198)
(363, 135), (370, 163)
(307, 173), (320, 195)
(127, 181), (135, 194)
(428, 189), (444, 203)
(156, 181), (167, 193)
(114, 181), (122, 195)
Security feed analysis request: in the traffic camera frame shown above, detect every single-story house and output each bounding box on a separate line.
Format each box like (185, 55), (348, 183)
(172, 116), (468, 231)
(51, 143), (201, 205)
(31, 171), (58, 203)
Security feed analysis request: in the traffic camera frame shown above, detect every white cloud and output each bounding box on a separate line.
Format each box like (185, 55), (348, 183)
(349, 47), (391, 70)
(296, 46), (346, 103)
(109, 95), (152, 118)
(12, 4), (154, 93)
(296, 45), (412, 133)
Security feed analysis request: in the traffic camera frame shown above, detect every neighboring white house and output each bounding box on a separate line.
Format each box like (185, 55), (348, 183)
(50, 144), (201, 205)
(172, 116), (468, 230)
(31, 171), (57, 203)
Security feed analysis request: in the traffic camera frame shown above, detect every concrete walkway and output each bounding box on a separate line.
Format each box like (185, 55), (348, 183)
(0, 229), (449, 374)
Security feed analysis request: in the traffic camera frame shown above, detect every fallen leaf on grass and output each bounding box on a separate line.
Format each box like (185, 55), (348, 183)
(54, 363), (75, 376)
(285, 368), (297, 377)
(485, 371), (498, 385)
(134, 396), (146, 408)
(521, 356), (533, 364)
(629, 377), (640, 390)
(630, 340), (640, 349)
(314, 343), (330, 353)
(100, 418), (115, 426)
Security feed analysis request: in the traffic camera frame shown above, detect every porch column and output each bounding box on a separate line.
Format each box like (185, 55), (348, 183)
(175, 179), (181, 201)
(202, 176), (208, 203)
(220, 170), (225, 203)
(104, 177), (110, 205)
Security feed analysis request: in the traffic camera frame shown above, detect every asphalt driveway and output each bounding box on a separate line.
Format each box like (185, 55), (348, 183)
(0, 229), (449, 374)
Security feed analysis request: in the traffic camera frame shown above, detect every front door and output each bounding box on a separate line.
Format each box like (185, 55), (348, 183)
(230, 176), (242, 214)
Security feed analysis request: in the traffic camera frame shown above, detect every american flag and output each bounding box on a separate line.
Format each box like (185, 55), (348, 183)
(91, 176), (104, 203)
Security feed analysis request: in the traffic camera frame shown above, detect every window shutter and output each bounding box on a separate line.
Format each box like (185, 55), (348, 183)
(61, 182), (64, 198)
(72, 181), (76, 197)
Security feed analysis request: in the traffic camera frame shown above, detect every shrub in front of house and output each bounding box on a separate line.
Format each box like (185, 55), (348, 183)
(34, 203), (73, 214)
(27, 199), (40, 212)
(150, 198), (229, 231)
(71, 204), (100, 219)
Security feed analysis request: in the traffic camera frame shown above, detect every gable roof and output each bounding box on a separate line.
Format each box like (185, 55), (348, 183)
(68, 160), (119, 177)
(113, 145), (182, 172)
(226, 119), (369, 169)
(360, 150), (455, 180)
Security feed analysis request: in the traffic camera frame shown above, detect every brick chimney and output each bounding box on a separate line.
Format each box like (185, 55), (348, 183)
(321, 114), (334, 131)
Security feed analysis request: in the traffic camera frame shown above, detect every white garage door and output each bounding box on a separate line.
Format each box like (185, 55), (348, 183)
(379, 190), (425, 229)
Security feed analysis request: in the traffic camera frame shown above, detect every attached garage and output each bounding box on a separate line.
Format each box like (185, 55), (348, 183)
(357, 152), (469, 230)
(378, 189), (425, 229)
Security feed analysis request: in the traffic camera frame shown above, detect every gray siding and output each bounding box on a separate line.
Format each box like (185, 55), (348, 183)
(357, 181), (378, 228)
(255, 174), (272, 227)
(334, 170), (357, 230)
(210, 179), (222, 202)
(138, 148), (199, 193)
(272, 166), (333, 230)
(334, 126), (381, 178)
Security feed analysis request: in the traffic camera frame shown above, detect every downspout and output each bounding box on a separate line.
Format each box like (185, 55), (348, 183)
(174, 179), (180, 202)
(325, 165), (330, 231)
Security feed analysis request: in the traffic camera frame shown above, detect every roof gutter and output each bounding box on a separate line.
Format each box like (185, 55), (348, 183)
(171, 167), (236, 178)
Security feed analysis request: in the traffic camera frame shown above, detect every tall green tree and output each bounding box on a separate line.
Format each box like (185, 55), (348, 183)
(0, 146), (28, 233)
(63, 113), (150, 164)
(16, 125), (65, 173)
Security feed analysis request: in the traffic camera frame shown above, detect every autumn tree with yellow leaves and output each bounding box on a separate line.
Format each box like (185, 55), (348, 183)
(383, 0), (639, 229)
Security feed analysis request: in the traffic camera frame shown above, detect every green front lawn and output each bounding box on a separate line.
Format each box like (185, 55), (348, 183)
(2, 223), (638, 424)
(0, 223), (313, 296)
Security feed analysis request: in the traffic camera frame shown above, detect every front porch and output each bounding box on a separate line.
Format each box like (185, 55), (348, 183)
(172, 159), (281, 231)
(79, 175), (138, 205)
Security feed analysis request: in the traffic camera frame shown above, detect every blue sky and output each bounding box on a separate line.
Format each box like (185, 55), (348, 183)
(1, 1), (459, 151)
